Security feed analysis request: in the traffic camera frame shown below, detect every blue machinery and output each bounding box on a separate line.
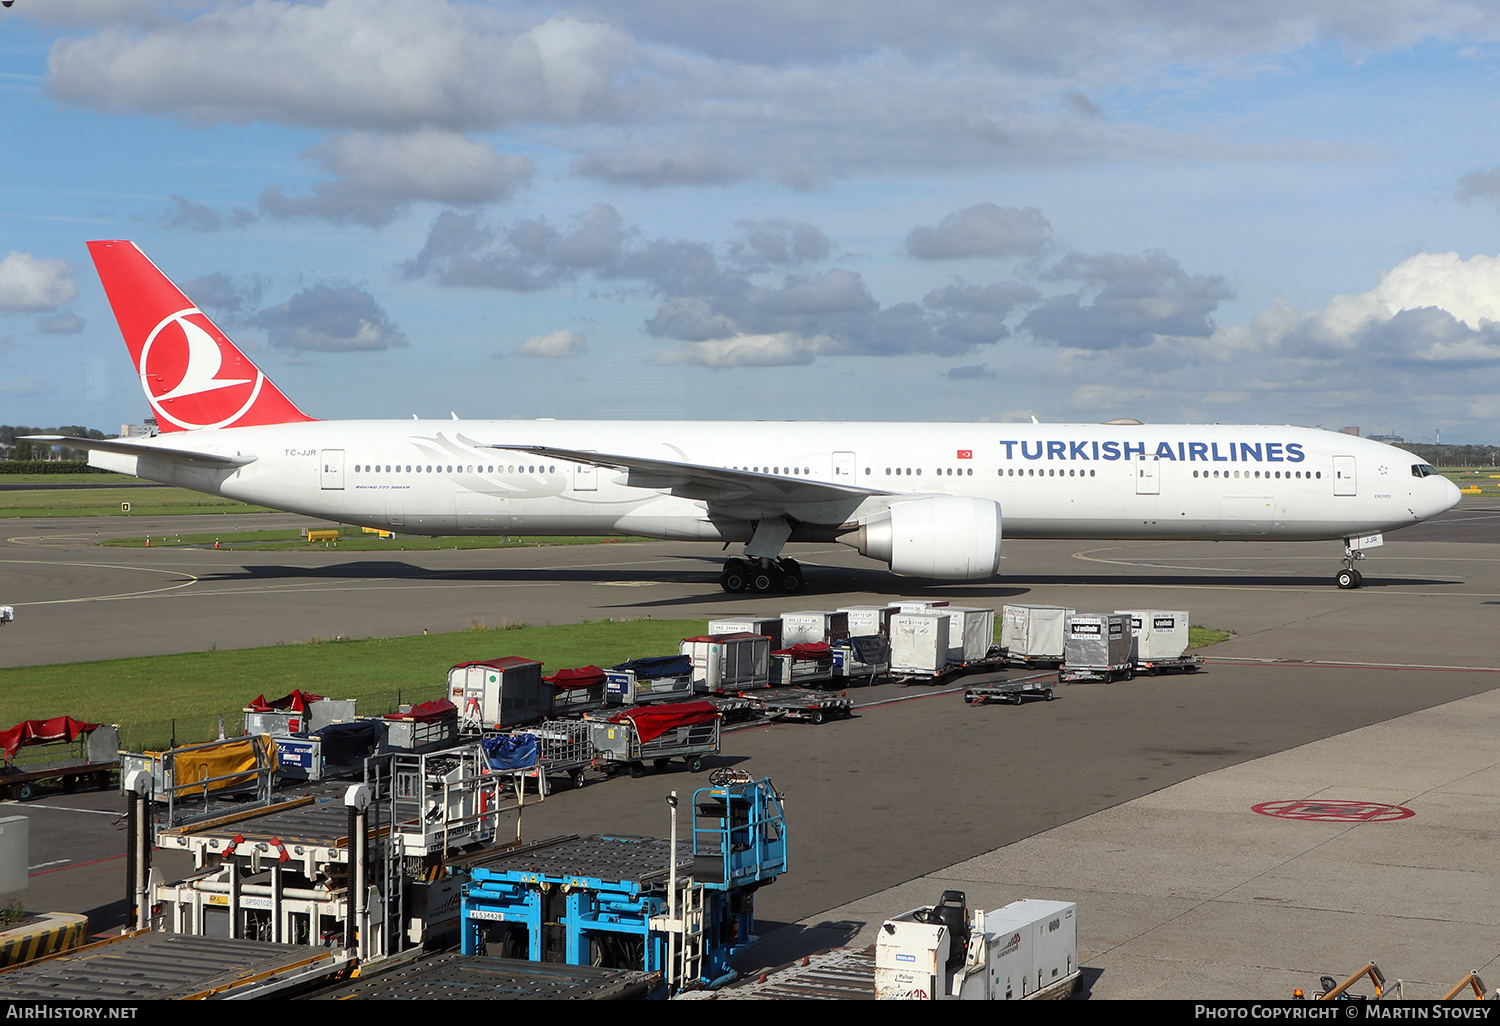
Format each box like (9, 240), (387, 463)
(460, 773), (786, 990)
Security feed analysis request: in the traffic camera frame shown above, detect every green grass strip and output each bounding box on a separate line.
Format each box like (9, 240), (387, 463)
(0, 619), (709, 751)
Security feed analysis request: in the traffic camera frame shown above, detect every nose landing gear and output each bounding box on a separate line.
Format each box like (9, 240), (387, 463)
(1336, 537), (1365, 589)
(721, 557), (804, 593)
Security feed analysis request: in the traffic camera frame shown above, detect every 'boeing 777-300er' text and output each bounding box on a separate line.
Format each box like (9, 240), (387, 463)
(29, 240), (1462, 593)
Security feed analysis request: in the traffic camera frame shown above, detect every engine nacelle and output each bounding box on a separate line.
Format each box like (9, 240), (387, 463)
(848, 495), (1002, 580)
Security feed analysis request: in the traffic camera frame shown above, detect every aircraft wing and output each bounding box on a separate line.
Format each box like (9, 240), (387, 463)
(21, 435), (257, 468)
(483, 443), (890, 507)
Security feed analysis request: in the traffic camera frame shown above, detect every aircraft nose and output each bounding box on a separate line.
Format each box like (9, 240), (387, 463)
(1443, 476), (1462, 512)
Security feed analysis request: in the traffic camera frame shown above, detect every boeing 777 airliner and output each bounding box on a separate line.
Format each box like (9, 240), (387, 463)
(29, 241), (1462, 593)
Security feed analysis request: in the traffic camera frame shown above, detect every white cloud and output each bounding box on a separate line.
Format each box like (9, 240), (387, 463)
(0, 252), (78, 312)
(260, 130), (534, 226)
(251, 285), (408, 352)
(47, 2), (637, 132)
(518, 329), (588, 358)
(654, 332), (846, 367)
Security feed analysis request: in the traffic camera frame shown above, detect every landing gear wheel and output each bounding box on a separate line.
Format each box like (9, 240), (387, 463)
(1336, 568), (1359, 589)
(751, 568), (774, 593)
(777, 563), (804, 593)
(721, 558), (750, 593)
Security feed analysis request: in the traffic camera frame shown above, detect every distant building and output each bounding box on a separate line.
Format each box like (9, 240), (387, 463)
(120, 418), (159, 438)
(1368, 433), (1405, 443)
(1339, 426), (1360, 436)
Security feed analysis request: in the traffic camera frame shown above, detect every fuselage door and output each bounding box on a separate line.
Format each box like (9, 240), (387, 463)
(320, 449), (345, 490)
(1135, 456), (1159, 495)
(574, 453), (598, 491)
(1333, 455), (1357, 496)
(833, 451), (856, 482)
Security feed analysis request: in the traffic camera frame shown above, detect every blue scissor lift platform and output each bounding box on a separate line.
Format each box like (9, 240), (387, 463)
(459, 773), (786, 991)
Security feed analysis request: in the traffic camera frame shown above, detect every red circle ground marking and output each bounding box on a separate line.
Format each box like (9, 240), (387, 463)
(1252, 799), (1414, 822)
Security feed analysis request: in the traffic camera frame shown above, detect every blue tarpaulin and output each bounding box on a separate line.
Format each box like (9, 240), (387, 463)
(482, 733), (539, 771)
(610, 654), (692, 679)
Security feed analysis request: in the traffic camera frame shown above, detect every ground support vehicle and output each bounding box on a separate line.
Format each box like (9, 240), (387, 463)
(963, 677), (1056, 705)
(0, 719), (118, 802)
(309, 951), (663, 1000)
(459, 774), (786, 994)
(751, 688), (852, 724)
(1134, 654), (1204, 676)
(121, 734), (279, 827)
(589, 702), (721, 776)
(875, 891), (1079, 1000)
(138, 744), (522, 961)
(0, 931), (354, 999)
(697, 694), (758, 722)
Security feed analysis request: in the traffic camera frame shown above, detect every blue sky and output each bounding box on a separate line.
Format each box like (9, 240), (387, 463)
(5, 1), (1500, 442)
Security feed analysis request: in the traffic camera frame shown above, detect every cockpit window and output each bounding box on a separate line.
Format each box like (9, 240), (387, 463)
(1411, 464), (1437, 478)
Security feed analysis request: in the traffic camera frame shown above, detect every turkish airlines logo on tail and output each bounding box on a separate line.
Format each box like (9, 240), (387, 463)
(140, 308), (265, 430)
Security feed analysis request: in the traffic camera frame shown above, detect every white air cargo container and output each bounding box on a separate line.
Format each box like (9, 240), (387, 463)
(890, 612), (951, 675)
(707, 615), (782, 651)
(887, 599), (950, 614)
(680, 632), (771, 692)
(447, 657), (548, 731)
(1115, 609), (1190, 661)
(779, 610), (849, 646)
(943, 606), (996, 662)
(838, 605), (895, 638)
(1000, 604), (1074, 663)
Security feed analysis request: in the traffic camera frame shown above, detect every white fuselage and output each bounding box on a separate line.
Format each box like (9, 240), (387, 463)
(92, 420), (1460, 548)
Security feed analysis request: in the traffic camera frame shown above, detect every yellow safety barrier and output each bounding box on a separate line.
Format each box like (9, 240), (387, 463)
(306, 529), (340, 543)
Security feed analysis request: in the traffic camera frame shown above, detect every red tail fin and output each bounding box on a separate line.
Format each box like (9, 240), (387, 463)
(88, 240), (314, 432)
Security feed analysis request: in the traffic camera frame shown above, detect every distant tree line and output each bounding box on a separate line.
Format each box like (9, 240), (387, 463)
(1394, 443), (1500, 467)
(0, 425), (110, 463)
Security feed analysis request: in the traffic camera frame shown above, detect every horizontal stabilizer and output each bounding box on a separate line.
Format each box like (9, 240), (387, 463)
(21, 435), (256, 468)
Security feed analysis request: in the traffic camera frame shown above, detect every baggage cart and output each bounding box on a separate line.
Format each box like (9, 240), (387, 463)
(1059, 613), (1134, 683)
(1134, 653), (1204, 676)
(589, 702), (721, 777)
(831, 635), (890, 685)
(506, 718), (595, 790)
(963, 678), (1055, 705)
(771, 643), (836, 688)
(450, 657), (549, 731)
(607, 655), (696, 705)
(0, 719), (118, 802)
(382, 698), (460, 752)
(681, 633), (772, 692)
(546, 666), (609, 715)
(242, 690), (356, 737)
(751, 688), (852, 725)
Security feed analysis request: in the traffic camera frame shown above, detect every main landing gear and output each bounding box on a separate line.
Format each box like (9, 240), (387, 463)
(721, 557), (804, 593)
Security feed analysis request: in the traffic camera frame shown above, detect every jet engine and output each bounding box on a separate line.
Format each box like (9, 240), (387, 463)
(845, 495), (1002, 580)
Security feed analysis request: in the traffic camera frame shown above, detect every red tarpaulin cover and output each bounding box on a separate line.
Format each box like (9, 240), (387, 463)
(247, 690), (324, 713)
(544, 666), (607, 689)
(385, 698), (457, 722)
(773, 642), (832, 660)
(607, 701), (720, 743)
(1, 717), (98, 759)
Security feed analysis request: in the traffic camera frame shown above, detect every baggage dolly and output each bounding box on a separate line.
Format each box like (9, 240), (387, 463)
(963, 678), (1055, 705)
(751, 688), (852, 725)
